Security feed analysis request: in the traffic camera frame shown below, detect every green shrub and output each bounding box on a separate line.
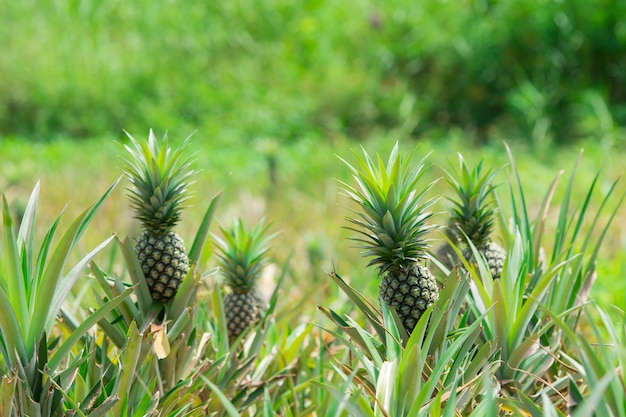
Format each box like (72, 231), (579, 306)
(377, 0), (626, 144)
(3, 0), (624, 146)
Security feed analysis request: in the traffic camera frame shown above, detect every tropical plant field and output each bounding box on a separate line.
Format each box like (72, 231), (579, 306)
(1, 132), (625, 416)
(2, 0), (626, 415)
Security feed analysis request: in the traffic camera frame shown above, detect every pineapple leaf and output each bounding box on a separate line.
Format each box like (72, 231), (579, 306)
(0, 285), (26, 367)
(111, 321), (143, 417)
(442, 153), (502, 248)
(122, 129), (196, 234)
(188, 189), (222, 266)
(338, 142), (437, 274)
(199, 375), (242, 417)
(504, 142), (535, 268)
(327, 271), (385, 340)
(48, 285), (135, 371)
(214, 218), (276, 292)
(119, 236), (153, 314)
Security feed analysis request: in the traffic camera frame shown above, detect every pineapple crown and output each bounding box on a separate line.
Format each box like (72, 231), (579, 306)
(122, 129), (196, 235)
(214, 218), (276, 293)
(443, 154), (501, 247)
(338, 142), (438, 275)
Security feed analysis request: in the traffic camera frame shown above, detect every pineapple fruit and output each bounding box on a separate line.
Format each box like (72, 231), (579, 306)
(122, 129), (195, 303)
(215, 218), (274, 340)
(339, 142), (439, 333)
(443, 154), (505, 279)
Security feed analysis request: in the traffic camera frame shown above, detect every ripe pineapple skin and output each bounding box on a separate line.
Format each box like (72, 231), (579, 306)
(379, 264), (439, 332)
(136, 230), (190, 303)
(224, 291), (263, 339)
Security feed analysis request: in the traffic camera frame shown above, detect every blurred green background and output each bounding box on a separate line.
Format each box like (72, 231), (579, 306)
(1, 0), (625, 307)
(2, 0), (626, 145)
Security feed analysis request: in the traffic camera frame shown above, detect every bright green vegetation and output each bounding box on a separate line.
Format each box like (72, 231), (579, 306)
(0, 136), (626, 416)
(441, 155), (506, 279)
(1, 135), (624, 307)
(2, 0), (625, 146)
(215, 218), (275, 340)
(339, 143), (439, 333)
(2, 0), (626, 412)
(122, 130), (194, 303)
(0, 135), (624, 415)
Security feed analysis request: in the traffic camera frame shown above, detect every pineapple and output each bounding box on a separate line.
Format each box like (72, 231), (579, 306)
(339, 142), (439, 333)
(215, 219), (274, 340)
(443, 154), (505, 279)
(122, 129), (195, 303)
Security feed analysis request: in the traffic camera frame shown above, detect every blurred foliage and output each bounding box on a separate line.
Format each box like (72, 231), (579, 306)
(382, 0), (626, 142)
(1, 0), (625, 145)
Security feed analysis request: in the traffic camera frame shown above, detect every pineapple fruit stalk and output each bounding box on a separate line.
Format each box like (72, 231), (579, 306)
(215, 218), (275, 340)
(122, 129), (195, 303)
(443, 154), (505, 279)
(339, 142), (439, 333)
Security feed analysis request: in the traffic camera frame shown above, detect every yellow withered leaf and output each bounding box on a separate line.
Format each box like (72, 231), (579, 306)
(152, 322), (171, 359)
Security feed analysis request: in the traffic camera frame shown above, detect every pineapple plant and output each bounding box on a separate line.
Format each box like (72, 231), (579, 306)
(434, 227), (460, 271)
(215, 218), (275, 340)
(443, 154), (505, 279)
(339, 142), (439, 333)
(122, 129), (195, 303)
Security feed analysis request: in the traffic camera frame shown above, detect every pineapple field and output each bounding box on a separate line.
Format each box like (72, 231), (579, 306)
(2, 0), (626, 414)
(0, 133), (624, 416)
